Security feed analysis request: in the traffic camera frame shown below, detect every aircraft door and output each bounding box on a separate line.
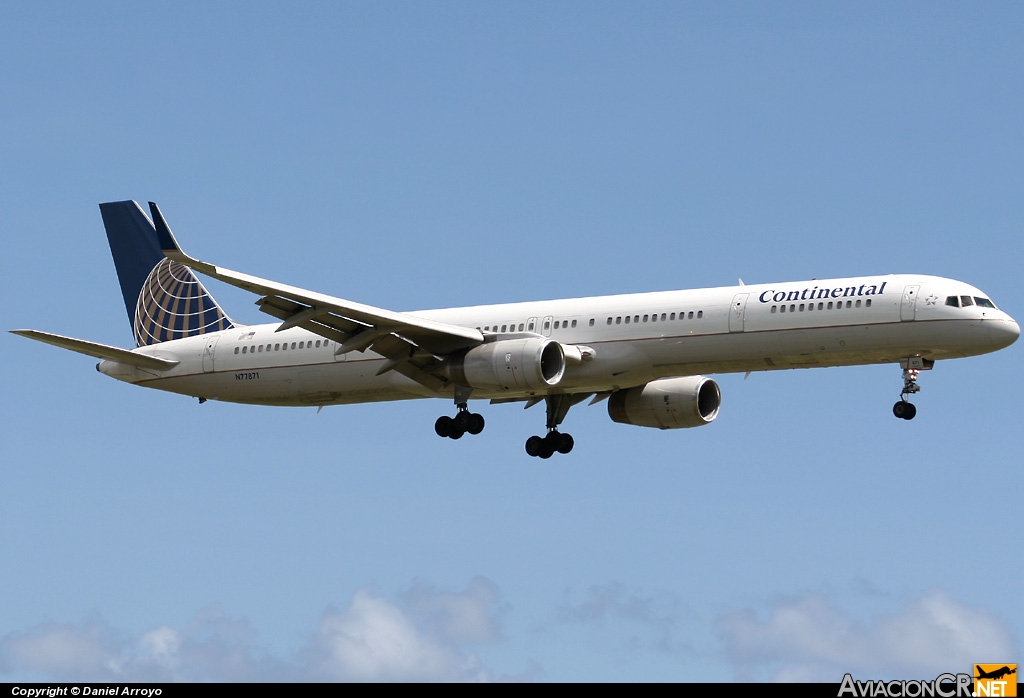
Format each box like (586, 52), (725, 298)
(542, 315), (553, 337)
(901, 285), (920, 321)
(202, 335), (220, 373)
(729, 293), (749, 333)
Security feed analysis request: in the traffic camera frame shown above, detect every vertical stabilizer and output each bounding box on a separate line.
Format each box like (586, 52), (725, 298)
(99, 201), (234, 347)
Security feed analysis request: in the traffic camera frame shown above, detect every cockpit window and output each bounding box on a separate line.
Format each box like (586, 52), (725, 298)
(975, 297), (996, 309)
(960, 295), (974, 307)
(945, 296), (960, 307)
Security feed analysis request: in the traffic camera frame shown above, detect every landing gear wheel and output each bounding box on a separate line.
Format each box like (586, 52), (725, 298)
(438, 399), (485, 442)
(525, 435), (544, 457)
(892, 401), (917, 420)
(556, 433), (574, 454)
(453, 410), (472, 432)
(435, 415), (453, 437)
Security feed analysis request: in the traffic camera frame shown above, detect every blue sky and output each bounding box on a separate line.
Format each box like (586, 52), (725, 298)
(2, 2), (1021, 682)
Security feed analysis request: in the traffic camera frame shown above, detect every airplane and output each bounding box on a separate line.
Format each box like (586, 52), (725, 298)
(11, 201), (1020, 458)
(975, 666), (1016, 681)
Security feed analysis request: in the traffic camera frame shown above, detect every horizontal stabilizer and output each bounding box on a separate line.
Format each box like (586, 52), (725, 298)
(11, 329), (179, 371)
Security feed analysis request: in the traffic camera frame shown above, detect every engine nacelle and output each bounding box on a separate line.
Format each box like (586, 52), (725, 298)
(608, 376), (721, 429)
(447, 338), (565, 391)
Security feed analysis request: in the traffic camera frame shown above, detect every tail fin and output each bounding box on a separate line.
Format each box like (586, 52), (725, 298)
(99, 201), (234, 347)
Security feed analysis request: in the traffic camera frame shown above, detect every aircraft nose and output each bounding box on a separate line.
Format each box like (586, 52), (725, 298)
(990, 317), (1020, 349)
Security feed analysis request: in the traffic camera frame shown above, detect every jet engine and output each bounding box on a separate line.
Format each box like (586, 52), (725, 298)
(608, 376), (721, 429)
(446, 337), (565, 391)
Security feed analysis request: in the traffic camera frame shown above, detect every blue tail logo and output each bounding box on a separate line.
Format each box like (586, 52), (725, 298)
(99, 201), (234, 347)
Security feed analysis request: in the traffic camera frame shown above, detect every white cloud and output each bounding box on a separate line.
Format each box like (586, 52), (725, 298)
(0, 606), (282, 682)
(717, 590), (1017, 682)
(306, 590), (489, 682)
(0, 621), (123, 680)
(0, 581), (505, 682)
(557, 582), (686, 655)
(402, 577), (503, 645)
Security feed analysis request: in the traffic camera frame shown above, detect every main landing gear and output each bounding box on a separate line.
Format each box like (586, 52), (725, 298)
(525, 394), (576, 459)
(435, 402), (485, 440)
(892, 358), (932, 421)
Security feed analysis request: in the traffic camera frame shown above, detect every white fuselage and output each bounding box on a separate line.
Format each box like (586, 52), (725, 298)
(99, 274), (1019, 407)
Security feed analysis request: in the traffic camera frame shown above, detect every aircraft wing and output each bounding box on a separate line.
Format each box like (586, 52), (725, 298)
(10, 329), (179, 370)
(148, 203), (484, 366)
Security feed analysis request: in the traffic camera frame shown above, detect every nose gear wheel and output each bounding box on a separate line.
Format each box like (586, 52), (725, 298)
(892, 366), (922, 420)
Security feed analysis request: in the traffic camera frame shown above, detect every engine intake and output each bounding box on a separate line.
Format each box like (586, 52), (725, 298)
(447, 337), (565, 391)
(608, 376), (720, 429)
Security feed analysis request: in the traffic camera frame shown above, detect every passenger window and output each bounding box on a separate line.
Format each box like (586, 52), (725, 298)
(789, 305), (796, 313)
(961, 295), (974, 307)
(634, 315), (639, 323)
(643, 315), (649, 322)
(651, 314), (657, 322)
(771, 306), (777, 313)
(528, 322), (535, 331)
(780, 305), (786, 313)
(519, 323), (525, 331)
(799, 304), (805, 312)
(855, 300), (861, 308)
(606, 318), (612, 325)
(818, 303), (824, 310)
(258, 345), (263, 352)
(670, 313), (676, 320)
(688, 311), (694, 319)
(865, 299), (871, 308)
(572, 319), (577, 328)
(291, 342), (296, 349)
(543, 321), (550, 330)
(275, 343), (280, 351)
(616, 317), (621, 324)
(946, 296), (959, 307)
(501, 325), (507, 332)
(697, 311), (703, 319)
(234, 347), (239, 354)
(827, 302), (834, 310)
(625, 316), (630, 324)
(846, 301), (852, 309)
(242, 346), (247, 354)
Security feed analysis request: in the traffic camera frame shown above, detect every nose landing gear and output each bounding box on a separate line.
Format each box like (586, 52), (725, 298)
(892, 358), (932, 420)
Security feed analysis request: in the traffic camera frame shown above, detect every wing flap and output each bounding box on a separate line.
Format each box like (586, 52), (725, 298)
(11, 329), (179, 370)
